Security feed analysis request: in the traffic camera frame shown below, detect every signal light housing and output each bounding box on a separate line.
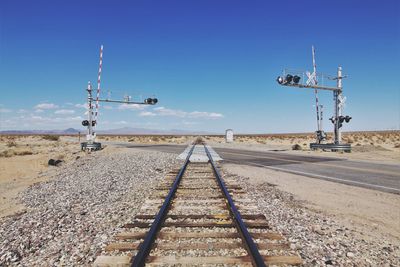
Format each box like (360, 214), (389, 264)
(82, 120), (96, 126)
(293, 75), (301, 84)
(276, 74), (301, 85)
(286, 74), (293, 83)
(145, 98), (158, 105)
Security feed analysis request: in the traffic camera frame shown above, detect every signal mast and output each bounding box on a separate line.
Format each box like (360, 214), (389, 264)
(81, 45), (158, 151)
(276, 46), (352, 152)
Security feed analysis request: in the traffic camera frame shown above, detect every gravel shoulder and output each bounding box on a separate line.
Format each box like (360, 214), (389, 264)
(0, 147), (179, 266)
(223, 163), (400, 266)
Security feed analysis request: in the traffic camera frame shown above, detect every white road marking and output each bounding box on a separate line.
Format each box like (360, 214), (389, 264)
(221, 151), (400, 177)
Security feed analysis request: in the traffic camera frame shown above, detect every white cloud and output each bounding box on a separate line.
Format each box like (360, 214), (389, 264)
(189, 111), (224, 119)
(55, 109), (75, 115)
(141, 107), (224, 119)
(116, 120), (128, 125)
(35, 103), (59, 109)
(103, 105), (113, 110)
(153, 107), (186, 117)
(35, 109), (44, 113)
(182, 120), (200, 125)
(1, 113), (84, 130)
(209, 113), (224, 118)
(118, 103), (147, 110)
(64, 116), (83, 122)
(0, 108), (11, 113)
(17, 114), (82, 124)
(75, 103), (88, 109)
(139, 111), (156, 117)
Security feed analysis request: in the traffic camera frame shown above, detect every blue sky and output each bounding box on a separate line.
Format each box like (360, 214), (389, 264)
(0, 0), (399, 133)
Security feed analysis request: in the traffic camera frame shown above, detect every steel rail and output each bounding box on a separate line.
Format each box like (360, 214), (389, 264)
(131, 145), (195, 267)
(204, 145), (267, 267)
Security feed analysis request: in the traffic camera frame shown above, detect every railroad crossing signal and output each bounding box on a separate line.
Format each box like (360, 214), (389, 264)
(81, 45), (159, 151)
(276, 46), (352, 152)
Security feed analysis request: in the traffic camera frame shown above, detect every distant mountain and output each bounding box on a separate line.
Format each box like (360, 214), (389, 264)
(0, 127), (216, 135)
(97, 127), (216, 135)
(0, 128), (82, 135)
(63, 128), (80, 134)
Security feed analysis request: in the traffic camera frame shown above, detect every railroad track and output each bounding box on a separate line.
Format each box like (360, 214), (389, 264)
(94, 142), (302, 266)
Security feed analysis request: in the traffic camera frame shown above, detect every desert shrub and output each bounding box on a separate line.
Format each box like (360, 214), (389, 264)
(0, 149), (33, 157)
(16, 150), (33, 156)
(0, 150), (14, 157)
(394, 143), (400, 148)
(292, 144), (302, 150)
(152, 136), (160, 142)
(42, 135), (60, 141)
(194, 136), (204, 144)
(6, 140), (17, 147)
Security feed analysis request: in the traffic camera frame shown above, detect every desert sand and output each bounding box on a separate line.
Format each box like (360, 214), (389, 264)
(0, 136), (83, 217)
(1, 131), (399, 220)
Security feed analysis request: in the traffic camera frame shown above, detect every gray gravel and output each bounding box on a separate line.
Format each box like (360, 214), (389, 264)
(0, 148), (178, 266)
(2, 146), (398, 266)
(223, 171), (400, 266)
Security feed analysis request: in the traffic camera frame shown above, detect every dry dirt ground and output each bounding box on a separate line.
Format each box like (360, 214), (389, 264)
(2, 131), (397, 218)
(0, 133), (399, 265)
(0, 135), (87, 218)
(98, 131), (400, 163)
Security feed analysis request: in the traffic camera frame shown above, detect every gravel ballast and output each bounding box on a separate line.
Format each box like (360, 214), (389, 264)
(221, 170), (400, 266)
(0, 148), (178, 266)
(1, 145), (399, 266)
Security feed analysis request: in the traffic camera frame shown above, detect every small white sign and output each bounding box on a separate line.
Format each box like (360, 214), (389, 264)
(225, 129), (234, 143)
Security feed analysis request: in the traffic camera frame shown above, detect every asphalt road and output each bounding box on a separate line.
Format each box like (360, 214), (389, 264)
(115, 143), (400, 194)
